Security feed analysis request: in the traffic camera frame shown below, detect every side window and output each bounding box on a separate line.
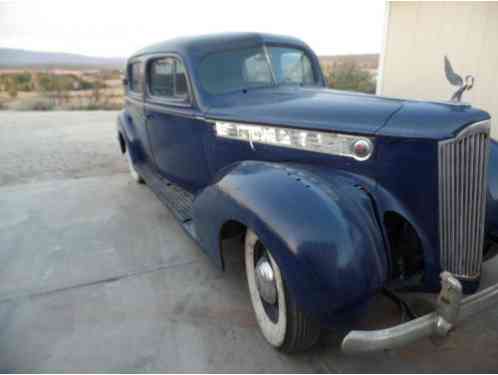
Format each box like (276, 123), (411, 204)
(129, 62), (143, 93)
(149, 57), (189, 101)
(150, 58), (174, 97)
(174, 61), (188, 100)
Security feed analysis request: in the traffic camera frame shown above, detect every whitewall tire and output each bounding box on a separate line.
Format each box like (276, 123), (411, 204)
(126, 150), (144, 183)
(245, 229), (320, 352)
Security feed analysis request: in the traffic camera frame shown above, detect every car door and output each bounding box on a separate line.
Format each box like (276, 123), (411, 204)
(144, 55), (211, 191)
(125, 58), (153, 165)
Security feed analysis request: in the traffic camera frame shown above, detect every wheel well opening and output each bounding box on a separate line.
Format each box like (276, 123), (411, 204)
(384, 212), (424, 282)
(219, 220), (247, 270)
(118, 132), (126, 154)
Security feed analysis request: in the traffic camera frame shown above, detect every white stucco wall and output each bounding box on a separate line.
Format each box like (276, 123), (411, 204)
(379, 1), (498, 137)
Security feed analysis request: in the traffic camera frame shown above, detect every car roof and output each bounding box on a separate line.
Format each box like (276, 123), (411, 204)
(129, 32), (309, 61)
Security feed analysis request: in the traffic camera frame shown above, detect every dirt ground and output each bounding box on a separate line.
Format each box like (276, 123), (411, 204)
(0, 111), (497, 372)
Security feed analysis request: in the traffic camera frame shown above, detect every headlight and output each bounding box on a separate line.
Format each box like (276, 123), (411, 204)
(215, 121), (374, 161)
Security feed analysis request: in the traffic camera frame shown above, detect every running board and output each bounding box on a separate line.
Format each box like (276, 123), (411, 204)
(138, 165), (197, 239)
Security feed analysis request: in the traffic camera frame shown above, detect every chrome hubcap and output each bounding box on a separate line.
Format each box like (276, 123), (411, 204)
(255, 257), (277, 305)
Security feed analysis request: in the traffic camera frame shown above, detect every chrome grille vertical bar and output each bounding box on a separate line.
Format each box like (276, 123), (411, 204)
(473, 135), (482, 274)
(444, 142), (453, 264)
(457, 140), (462, 273)
(451, 142), (456, 273)
(451, 141), (455, 273)
(462, 136), (472, 274)
(464, 137), (470, 274)
(477, 133), (489, 274)
(438, 143), (444, 269)
(460, 140), (465, 272)
(439, 120), (490, 279)
(470, 135), (477, 275)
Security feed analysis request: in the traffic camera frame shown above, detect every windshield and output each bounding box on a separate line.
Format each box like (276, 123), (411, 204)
(199, 46), (317, 95)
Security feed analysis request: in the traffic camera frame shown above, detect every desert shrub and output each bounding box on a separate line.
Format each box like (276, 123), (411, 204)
(16, 97), (55, 111)
(0, 73), (33, 92)
(38, 73), (75, 92)
(83, 103), (100, 110)
(14, 72), (33, 91)
(78, 79), (96, 90)
(325, 62), (376, 94)
(100, 69), (121, 81)
(1, 76), (19, 98)
(8, 84), (18, 98)
(32, 100), (55, 110)
(101, 101), (122, 110)
(77, 101), (122, 110)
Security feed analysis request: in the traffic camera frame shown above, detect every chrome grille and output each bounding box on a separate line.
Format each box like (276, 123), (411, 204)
(438, 120), (490, 279)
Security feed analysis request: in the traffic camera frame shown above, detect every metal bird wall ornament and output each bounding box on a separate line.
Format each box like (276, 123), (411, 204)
(444, 55), (474, 102)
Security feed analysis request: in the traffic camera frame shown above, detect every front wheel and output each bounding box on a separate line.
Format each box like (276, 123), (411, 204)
(245, 229), (320, 352)
(126, 150), (144, 184)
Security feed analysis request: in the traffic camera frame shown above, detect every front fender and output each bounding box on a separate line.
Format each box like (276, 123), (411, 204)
(193, 161), (388, 322)
(486, 139), (498, 238)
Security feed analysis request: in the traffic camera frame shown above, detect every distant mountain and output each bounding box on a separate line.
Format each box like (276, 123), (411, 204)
(0, 48), (378, 72)
(0, 48), (126, 70)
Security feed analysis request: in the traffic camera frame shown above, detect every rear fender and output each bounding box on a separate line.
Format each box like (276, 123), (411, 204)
(117, 110), (144, 163)
(193, 161), (388, 321)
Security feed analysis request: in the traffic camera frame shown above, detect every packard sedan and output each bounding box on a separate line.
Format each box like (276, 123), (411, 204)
(117, 33), (498, 353)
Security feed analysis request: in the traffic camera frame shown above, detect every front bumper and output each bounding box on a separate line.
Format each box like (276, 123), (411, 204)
(342, 271), (498, 354)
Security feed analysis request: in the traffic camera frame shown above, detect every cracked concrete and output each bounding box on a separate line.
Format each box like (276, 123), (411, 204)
(1, 111), (498, 372)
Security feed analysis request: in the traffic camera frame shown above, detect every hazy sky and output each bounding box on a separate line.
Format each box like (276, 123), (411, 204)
(0, 0), (385, 57)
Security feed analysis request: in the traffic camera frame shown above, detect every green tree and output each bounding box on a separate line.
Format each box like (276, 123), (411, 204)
(325, 62), (376, 94)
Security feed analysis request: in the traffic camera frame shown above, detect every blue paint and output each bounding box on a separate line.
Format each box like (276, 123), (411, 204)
(487, 140), (498, 239)
(193, 161), (387, 323)
(117, 33), (496, 325)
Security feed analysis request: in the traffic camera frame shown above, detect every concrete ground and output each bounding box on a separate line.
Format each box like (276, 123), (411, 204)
(1, 111), (498, 372)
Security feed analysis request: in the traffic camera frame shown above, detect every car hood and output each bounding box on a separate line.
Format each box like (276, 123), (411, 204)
(205, 87), (403, 135)
(205, 87), (490, 139)
(378, 99), (490, 140)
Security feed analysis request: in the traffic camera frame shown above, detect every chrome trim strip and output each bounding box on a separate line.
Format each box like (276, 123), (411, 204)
(214, 120), (375, 161)
(341, 272), (498, 354)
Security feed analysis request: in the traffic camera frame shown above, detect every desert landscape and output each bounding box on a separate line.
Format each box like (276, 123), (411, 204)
(0, 48), (125, 110)
(0, 48), (379, 111)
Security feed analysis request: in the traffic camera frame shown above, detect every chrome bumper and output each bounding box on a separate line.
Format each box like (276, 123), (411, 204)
(342, 272), (498, 354)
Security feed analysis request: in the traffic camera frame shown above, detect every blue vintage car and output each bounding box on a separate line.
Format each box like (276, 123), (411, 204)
(117, 33), (498, 353)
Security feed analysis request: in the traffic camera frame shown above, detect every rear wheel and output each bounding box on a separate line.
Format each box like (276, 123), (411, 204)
(126, 150), (144, 183)
(245, 229), (320, 352)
